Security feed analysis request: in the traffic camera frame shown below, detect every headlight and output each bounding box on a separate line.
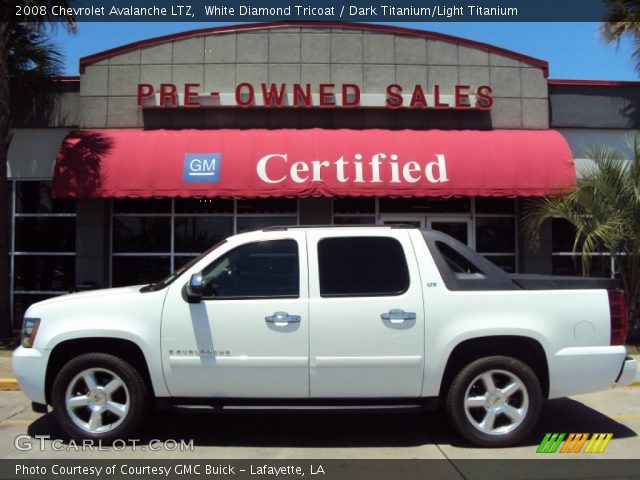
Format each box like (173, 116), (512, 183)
(21, 318), (41, 348)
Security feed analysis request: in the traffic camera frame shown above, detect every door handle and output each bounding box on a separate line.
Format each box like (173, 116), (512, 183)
(381, 309), (416, 323)
(265, 312), (301, 324)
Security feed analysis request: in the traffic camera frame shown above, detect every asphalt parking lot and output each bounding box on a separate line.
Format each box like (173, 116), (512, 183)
(0, 386), (638, 460)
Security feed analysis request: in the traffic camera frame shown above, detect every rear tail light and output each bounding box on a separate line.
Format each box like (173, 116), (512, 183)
(607, 289), (628, 346)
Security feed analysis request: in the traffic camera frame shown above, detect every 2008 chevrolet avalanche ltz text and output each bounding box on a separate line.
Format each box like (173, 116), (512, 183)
(12, 226), (637, 447)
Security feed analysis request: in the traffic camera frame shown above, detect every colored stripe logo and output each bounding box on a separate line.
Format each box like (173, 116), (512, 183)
(536, 433), (613, 454)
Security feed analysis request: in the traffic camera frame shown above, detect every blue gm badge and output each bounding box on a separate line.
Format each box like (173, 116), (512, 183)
(183, 153), (221, 183)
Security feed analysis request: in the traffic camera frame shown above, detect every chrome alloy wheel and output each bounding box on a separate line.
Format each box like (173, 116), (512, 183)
(463, 369), (529, 436)
(65, 368), (130, 434)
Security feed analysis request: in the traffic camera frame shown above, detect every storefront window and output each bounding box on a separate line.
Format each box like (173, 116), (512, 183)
(379, 197), (471, 213)
(175, 198), (234, 214)
(111, 198), (298, 287)
(474, 203), (516, 273)
(475, 198), (515, 215)
(334, 198), (375, 214)
(112, 256), (171, 287)
(14, 217), (76, 251)
(236, 198), (297, 233)
(112, 199), (172, 287)
(237, 198), (297, 214)
(113, 198), (171, 214)
(333, 216), (376, 225)
(11, 180), (76, 328)
(475, 217), (516, 253)
(333, 198), (376, 225)
(237, 216), (297, 232)
(431, 221), (470, 244)
(13, 255), (75, 291)
(551, 218), (614, 277)
(15, 181), (75, 214)
(113, 217), (171, 253)
(174, 217), (233, 253)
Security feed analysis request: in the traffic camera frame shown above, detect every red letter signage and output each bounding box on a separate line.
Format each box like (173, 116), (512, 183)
(135, 82), (494, 110)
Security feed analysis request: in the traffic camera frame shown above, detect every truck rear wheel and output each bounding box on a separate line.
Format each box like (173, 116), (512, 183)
(51, 353), (149, 442)
(445, 356), (542, 447)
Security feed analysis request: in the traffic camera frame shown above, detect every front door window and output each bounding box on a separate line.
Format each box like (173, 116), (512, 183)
(201, 240), (299, 299)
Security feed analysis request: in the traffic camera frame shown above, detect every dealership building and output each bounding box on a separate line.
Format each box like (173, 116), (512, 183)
(6, 22), (640, 327)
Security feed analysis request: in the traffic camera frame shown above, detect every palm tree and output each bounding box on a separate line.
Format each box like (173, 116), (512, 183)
(524, 137), (640, 340)
(600, 0), (640, 74)
(0, 3), (76, 337)
(8, 23), (65, 125)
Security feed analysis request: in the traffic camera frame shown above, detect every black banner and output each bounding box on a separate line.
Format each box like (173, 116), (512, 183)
(3, 460), (640, 480)
(9, 0), (611, 22)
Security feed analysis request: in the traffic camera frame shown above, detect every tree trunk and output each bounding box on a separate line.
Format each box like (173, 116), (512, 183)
(0, 22), (13, 337)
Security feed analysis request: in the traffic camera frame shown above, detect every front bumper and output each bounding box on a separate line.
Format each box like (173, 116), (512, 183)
(613, 356), (637, 387)
(12, 346), (47, 405)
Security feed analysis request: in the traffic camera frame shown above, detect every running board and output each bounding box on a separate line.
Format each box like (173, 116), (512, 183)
(170, 404), (427, 415)
(157, 397), (438, 413)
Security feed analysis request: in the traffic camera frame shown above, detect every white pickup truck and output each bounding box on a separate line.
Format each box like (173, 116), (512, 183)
(13, 226), (637, 447)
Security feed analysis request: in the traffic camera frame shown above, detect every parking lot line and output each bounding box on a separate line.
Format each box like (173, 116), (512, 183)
(610, 414), (640, 420)
(0, 419), (32, 425)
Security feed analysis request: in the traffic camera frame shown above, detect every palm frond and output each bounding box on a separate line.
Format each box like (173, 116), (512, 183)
(600, 0), (640, 72)
(601, 0), (640, 42)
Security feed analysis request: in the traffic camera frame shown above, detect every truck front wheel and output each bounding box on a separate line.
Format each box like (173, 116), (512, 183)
(445, 356), (542, 447)
(51, 353), (149, 442)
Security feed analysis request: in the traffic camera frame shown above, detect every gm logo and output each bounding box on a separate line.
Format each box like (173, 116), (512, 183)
(183, 153), (221, 183)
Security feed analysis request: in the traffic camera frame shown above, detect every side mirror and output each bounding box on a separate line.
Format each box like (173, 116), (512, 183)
(185, 272), (204, 303)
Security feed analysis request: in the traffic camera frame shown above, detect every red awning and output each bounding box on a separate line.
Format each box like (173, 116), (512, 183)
(52, 128), (575, 198)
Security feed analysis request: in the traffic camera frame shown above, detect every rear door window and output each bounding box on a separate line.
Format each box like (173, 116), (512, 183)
(318, 236), (410, 297)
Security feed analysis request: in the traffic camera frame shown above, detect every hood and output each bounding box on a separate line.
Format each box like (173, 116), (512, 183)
(25, 285), (146, 313)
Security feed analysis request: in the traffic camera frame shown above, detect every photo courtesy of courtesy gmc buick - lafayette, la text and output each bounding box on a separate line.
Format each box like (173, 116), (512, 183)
(12, 226), (637, 447)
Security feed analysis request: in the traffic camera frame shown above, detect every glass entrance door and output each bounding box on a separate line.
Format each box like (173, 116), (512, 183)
(380, 216), (473, 248)
(427, 218), (472, 246)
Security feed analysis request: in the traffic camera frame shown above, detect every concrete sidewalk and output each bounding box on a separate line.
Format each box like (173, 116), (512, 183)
(0, 354), (16, 390)
(0, 352), (638, 392)
(0, 355), (12, 377)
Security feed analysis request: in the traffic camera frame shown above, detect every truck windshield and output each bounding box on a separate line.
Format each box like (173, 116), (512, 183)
(140, 240), (227, 292)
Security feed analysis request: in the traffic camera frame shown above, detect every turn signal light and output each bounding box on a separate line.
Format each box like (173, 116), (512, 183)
(21, 318), (41, 348)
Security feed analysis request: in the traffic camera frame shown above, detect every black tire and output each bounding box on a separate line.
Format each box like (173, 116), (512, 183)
(51, 352), (149, 442)
(445, 356), (542, 447)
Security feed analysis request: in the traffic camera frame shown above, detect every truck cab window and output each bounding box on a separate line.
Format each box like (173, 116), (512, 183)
(201, 240), (299, 298)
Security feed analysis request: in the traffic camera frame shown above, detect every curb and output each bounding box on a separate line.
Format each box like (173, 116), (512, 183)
(0, 378), (19, 391)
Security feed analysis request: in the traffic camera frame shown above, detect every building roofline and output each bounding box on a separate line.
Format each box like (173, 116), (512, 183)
(78, 21), (549, 76)
(549, 79), (640, 87)
(52, 76), (80, 83)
